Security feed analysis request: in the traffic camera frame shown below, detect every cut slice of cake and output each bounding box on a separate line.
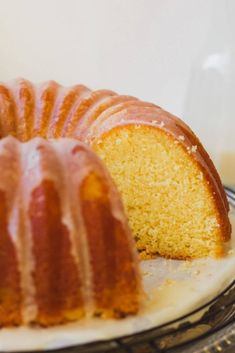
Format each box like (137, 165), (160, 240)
(90, 105), (231, 259)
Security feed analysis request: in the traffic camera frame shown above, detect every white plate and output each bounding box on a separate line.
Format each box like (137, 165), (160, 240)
(0, 213), (234, 352)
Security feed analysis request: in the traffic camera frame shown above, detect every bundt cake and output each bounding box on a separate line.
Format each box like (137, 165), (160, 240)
(0, 79), (231, 260)
(0, 136), (142, 327)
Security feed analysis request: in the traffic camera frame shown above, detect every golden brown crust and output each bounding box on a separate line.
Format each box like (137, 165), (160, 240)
(7, 79), (35, 141)
(64, 89), (116, 139)
(0, 136), (142, 327)
(0, 190), (22, 326)
(30, 180), (84, 326)
(34, 81), (60, 138)
(80, 172), (141, 317)
(0, 84), (17, 137)
(48, 84), (90, 138)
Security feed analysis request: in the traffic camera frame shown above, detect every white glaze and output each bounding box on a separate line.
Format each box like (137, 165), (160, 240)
(53, 139), (95, 315)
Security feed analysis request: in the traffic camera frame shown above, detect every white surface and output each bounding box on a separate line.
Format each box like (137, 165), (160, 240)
(0, 213), (234, 352)
(0, 0), (206, 116)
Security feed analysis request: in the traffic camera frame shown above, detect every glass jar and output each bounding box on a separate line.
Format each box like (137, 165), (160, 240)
(183, 0), (235, 187)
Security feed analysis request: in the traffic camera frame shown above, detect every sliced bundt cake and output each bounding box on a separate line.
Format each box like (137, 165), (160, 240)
(0, 79), (231, 261)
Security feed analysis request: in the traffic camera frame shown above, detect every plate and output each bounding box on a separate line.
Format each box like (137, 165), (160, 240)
(0, 199), (234, 352)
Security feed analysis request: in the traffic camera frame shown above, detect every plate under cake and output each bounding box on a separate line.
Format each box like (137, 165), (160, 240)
(0, 212), (233, 352)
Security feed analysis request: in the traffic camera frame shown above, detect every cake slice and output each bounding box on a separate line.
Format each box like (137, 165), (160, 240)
(89, 104), (231, 259)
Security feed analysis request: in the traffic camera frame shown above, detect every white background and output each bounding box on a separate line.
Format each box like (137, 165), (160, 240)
(0, 0), (214, 116)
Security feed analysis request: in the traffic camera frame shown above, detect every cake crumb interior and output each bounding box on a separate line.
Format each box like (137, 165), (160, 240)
(93, 125), (223, 259)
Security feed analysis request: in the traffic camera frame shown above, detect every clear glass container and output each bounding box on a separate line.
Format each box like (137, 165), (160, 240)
(183, 0), (235, 188)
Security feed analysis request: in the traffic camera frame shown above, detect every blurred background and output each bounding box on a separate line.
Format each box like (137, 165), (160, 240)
(0, 0), (234, 185)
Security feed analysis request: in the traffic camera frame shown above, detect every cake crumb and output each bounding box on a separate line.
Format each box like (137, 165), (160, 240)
(194, 269), (201, 275)
(191, 145), (198, 153)
(198, 172), (203, 181)
(178, 135), (185, 141)
(164, 279), (175, 286)
(115, 138), (122, 145)
(139, 250), (157, 260)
